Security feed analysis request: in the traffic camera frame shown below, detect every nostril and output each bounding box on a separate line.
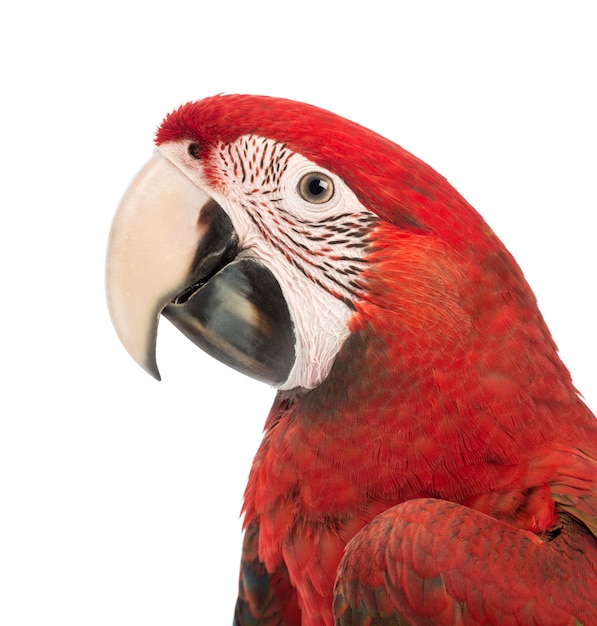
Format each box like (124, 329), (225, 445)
(188, 142), (202, 159)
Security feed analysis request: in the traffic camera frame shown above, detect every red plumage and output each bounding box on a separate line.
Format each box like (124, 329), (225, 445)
(156, 95), (597, 624)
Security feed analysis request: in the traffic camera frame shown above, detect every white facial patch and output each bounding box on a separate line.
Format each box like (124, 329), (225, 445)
(158, 137), (376, 390)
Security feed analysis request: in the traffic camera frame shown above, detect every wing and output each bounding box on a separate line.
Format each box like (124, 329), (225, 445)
(234, 521), (301, 626)
(333, 498), (597, 625)
(550, 447), (597, 539)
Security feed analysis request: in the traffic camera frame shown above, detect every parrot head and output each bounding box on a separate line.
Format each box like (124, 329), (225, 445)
(106, 94), (561, 414)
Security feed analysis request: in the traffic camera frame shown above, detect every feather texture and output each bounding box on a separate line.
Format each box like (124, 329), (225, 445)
(153, 95), (597, 625)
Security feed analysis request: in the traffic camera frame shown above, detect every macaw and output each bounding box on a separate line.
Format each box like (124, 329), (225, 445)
(106, 95), (597, 625)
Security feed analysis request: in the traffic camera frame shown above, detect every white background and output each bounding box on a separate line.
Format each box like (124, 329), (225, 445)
(1, 2), (595, 624)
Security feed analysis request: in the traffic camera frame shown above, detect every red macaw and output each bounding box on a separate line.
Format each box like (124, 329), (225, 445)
(106, 95), (597, 625)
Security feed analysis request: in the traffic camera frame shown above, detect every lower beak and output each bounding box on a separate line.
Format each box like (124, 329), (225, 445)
(106, 151), (295, 384)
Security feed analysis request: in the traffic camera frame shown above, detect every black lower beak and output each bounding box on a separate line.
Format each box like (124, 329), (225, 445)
(164, 255), (296, 385)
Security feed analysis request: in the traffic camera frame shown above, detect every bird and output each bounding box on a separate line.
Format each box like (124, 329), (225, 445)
(106, 94), (597, 625)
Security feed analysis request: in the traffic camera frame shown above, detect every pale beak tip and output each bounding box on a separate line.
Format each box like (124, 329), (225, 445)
(145, 359), (162, 382)
(148, 366), (162, 382)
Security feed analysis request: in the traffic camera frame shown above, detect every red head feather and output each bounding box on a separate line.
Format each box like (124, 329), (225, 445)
(156, 94), (496, 253)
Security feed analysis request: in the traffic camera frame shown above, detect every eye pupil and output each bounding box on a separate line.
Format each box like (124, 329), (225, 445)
(299, 172), (334, 204)
(309, 178), (329, 196)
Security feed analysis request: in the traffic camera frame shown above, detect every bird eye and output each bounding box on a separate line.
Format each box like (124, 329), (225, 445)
(298, 172), (334, 204)
(188, 142), (201, 159)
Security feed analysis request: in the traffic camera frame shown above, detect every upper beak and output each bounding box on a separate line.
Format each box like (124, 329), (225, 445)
(106, 151), (206, 379)
(106, 150), (295, 384)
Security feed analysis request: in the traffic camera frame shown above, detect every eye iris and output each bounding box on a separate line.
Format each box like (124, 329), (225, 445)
(300, 173), (334, 204)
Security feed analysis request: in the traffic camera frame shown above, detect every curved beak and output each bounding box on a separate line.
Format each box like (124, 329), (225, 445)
(106, 151), (295, 384)
(106, 152), (208, 379)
